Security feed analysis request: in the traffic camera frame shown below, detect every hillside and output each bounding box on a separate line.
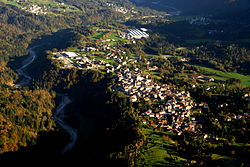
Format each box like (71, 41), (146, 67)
(131, 0), (250, 14)
(0, 87), (56, 154)
(0, 0), (249, 166)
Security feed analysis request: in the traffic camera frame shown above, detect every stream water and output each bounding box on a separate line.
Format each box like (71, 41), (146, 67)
(15, 46), (78, 154)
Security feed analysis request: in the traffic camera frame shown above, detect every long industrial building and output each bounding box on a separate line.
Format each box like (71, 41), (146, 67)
(126, 29), (149, 39)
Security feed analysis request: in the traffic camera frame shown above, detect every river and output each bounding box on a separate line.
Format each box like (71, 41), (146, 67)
(15, 46), (78, 154)
(54, 95), (78, 154)
(16, 47), (37, 86)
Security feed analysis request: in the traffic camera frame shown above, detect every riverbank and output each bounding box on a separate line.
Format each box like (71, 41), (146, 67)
(14, 45), (78, 154)
(54, 95), (78, 154)
(15, 47), (37, 86)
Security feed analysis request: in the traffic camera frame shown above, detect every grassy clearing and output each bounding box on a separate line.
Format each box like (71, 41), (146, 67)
(175, 47), (187, 51)
(193, 65), (250, 87)
(88, 55), (115, 63)
(68, 48), (80, 52)
(211, 154), (232, 161)
(2, 0), (20, 6)
(91, 27), (100, 30)
(149, 71), (162, 80)
(39, 0), (57, 5)
(89, 32), (105, 40)
(233, 143), (249, 147)
(52, 7), (78, 13)
(144, 54), (182, 59)
(105, 33), (127, 42)
(128, 54), (137, 59)
(97, 58), (115, 63)
(140, 128), (186, 167)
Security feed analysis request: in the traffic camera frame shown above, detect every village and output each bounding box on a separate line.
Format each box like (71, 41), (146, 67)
(54, 26), (250, 137)
(50, 28), (210, 135)
(114, 64), (201, 135)
(5, 0), (78, 15)
(51, 25), (250, 137)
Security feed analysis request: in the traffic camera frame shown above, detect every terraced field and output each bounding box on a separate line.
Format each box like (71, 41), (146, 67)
(193, 65), (250, 87)
(140, 128), (186, 167)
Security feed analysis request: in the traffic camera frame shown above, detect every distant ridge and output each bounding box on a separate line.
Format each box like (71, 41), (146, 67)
(131, 0), (250, 14)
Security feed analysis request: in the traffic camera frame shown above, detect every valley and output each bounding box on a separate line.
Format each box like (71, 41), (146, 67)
(0, 0), (249, 167)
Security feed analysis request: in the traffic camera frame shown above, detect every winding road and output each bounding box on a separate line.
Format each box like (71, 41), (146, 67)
(16, 47), (37, 86)
(16, 46), (78, 154)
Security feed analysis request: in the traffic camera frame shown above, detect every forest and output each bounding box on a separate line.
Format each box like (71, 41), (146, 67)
(0, 87), (56, 154)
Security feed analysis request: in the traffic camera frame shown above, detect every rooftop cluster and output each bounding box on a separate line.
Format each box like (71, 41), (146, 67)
(52, 27), (204, 135)
(113, 60), (200, 135)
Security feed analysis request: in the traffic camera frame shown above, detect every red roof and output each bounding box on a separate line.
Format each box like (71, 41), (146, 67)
(150, 124), (158, 127)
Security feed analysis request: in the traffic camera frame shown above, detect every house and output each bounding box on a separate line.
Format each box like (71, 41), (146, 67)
(159, 111), (166, 115)
(63, 52), (78, 58)
(149, 113), (155, 118)
(140, 28), (148, 32)
(150, 124), (158, 128)
(130, 95), (137, 102)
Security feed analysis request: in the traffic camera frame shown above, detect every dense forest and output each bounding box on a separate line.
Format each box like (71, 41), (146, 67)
(32, 61), (145, 166)
(0, 87), (55, 154)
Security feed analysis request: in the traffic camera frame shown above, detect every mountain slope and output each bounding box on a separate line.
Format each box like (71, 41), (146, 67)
(131, 0), (250, 14)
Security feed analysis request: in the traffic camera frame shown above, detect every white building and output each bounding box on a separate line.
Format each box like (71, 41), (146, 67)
(125, 29), (149, 39)
(64, 52), (78, 58)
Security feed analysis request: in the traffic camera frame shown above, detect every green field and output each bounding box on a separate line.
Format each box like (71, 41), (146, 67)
(88, 55), (115, 63)
(128, 54), (137, 59)
(91, 27), (100, 30)
(193, 65), (250, 86)
(68, 48), (80, 52)
(89, 32), (105, 40)
(1, 0), (20, 6)
(139, 128), (186, 167)
(105, 33), (127, 42)
(211, 154), (232, 161)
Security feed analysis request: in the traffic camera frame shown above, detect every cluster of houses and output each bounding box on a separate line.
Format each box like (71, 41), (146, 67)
(187, 17), (210, 25)
(106, 2), (138, 15)
(190, 75), (222, 83)
(52, 27), (204, 135)
(16, 0), (75, 15)
(114, 7), (128, 14)
(106, 2), (128, 14)
(208, 29), (224, 35)
(21, 4), (47, 15)
(226, 93), (250, 121)
(112, 61), (201, 134)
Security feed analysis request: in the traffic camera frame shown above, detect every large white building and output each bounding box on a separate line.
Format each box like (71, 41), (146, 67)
(63, 52), (78, 58)
(126, 29), (149, 39)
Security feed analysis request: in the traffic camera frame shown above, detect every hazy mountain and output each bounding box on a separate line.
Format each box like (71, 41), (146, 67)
(131, 0), (250, 14)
